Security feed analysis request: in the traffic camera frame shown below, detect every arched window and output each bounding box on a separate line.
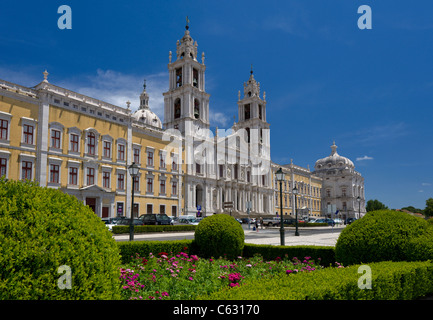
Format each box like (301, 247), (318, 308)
(194, 99), (200, 119)
(174, 98), (181, 119)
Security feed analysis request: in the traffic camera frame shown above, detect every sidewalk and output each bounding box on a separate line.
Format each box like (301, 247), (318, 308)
(113, 226), (342, 247)
(244, 228), (341, 247)
(244, 225), (344, 247)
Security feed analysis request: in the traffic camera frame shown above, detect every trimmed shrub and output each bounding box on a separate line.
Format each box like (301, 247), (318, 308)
(117, 240), (194, 264)
(404, 227), (433, 261)
(200, 260), (433, 300)
(335, 210), (432, 265)
(194, 214), (244, 260)
(0, 179), (121, 299)
(243, 244), (335, 267)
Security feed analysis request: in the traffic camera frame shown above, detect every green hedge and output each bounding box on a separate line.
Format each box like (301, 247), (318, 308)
(200, 260), (433, 300)
(335, 210), (432, 265)
(194, 214), (245, 260)
(0, 179), (121, 299)
(117, 240), (335, 266)
(117, 240), (194, 264)
(112, 224), (196, 234)
(243, 244), (335, 267)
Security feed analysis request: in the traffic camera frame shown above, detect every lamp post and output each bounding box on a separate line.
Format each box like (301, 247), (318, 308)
(275, 167), (285, 246)
(356, 196), (361, 219)
(128, 162), (140, 241)
(293, 185), (299, 236)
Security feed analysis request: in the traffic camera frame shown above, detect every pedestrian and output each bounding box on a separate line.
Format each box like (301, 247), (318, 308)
(260, 217), (263, 229)
(255, 219), (258, 232)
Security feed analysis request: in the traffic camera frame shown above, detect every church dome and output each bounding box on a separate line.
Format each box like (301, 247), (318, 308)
(314, 141), (354, 170)
(132, 80), (162, 129)
(132, 107), (162, 129)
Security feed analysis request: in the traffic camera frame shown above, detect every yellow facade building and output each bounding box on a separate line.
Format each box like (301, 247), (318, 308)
(0, 75), (183, 219)
(272, 161), (322, 219)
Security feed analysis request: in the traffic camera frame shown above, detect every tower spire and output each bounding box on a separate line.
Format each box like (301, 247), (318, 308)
(186, 16), (190, 30)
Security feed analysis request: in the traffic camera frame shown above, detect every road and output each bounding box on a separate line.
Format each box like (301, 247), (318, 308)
(113, 224), (344, 247)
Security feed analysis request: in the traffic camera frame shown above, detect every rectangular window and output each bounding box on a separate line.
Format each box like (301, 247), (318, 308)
(87, 133), (96, 155)
(147, 204), (153, 214)
(160, 180), (165, 194)
(103, 172), (110, 189)
(172, 159), (177, 171)
(70, 134), (79, 152)
(196, 163), (201, 174)
(0, 158), (7, 177)
(87, 167), (95, 185)
(103, 141), (111, 158)
(219, 164), (224, 178)
(49, 164), (60, 183)
(23, 124), (34, 145)
(147, 151), (153, 166)
(51, 129), (61, 148)
(172, 181), (177, 196)
(160, 155), (166, 169)
(176, 67), (182, 88)
(160, 205), (165, 215)
(0, 119), (8, 140)
(117, 173), (125, 190)
(147, 178), (153, 193)
(69, 167), (78, 185)
(117, 144), (125, 161)
(192, 68), (199, 88)
(133, 148), (140, 164)
(22, 161), (32, 180)
(134, 176), (140, 192)
(244, 104), (250, 120)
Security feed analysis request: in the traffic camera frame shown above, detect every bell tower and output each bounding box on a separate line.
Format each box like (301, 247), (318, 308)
(234, 67), (270, 150)
(163, 21), (210, 137)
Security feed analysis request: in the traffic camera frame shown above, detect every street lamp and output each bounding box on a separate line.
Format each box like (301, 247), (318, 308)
(128, 162), (140, 241)
(293, 185), (300, 236)
(275, 167), (285, 246)
(356, 196), (361, 219)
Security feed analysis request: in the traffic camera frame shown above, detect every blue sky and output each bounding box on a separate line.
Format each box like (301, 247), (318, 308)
(1, 0), (433, 209)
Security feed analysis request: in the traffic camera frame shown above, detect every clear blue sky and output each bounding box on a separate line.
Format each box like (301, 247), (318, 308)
(1, 0), (432, 209)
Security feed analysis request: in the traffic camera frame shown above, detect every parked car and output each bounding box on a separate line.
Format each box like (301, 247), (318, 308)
(175, 218), (200, 225)
(346, 217), (357, 225)
(274, 217), (297, 226)
(117, 218), (145, 226)
(139, 213), (172, 225)
(262, 217), (281, 226)
(102, 217), (127, 231)
(315, 218), (335, 226)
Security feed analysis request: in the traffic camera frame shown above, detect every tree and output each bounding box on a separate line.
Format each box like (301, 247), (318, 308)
(401, 206), (424, 214)
(424, 198), (433, 218)
(366, 199), (388, 212)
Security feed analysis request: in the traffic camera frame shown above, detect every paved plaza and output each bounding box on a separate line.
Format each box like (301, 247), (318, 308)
(113, 225), (343, 247)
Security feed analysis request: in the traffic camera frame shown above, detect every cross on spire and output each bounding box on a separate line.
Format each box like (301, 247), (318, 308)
(186, 16), (190, 30)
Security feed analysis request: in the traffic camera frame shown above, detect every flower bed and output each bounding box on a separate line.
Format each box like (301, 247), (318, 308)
(119, 251), (322, 300)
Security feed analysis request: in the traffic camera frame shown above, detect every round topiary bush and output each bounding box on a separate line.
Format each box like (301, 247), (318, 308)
(335, 210), (432, 265)
(194, 214), (245, 260)
(0, 179), (121, 299)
